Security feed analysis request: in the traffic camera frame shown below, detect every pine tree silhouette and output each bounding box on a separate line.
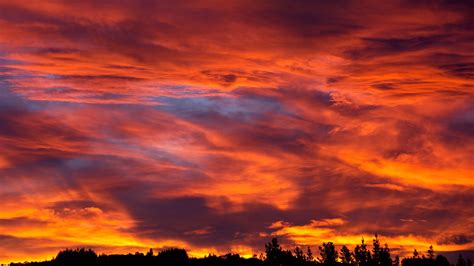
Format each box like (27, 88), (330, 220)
(340, 245), (354, 265)
(355, 238), (372, 266)
(319, 242), (338, 265)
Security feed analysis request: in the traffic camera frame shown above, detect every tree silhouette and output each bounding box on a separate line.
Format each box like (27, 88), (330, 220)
(294, 246), (305, 261)
(54, 248), (97, 266)
(457, 255), (466, 266)
(146, 248), (154, 257)
(393, 255), (400, 266)
(413, 250), (419, 259)
(435, 255), (450, 266)
(355, 238), (372, 266)
(427, 246), (434, 260)
(340, 245), (354, 265)
(372, 234), (383, 266)
(319, 242), (338, 265)
(379, 243), (391, 266)
(307, 246), (314, 262)
(264, 238), (283, 265)
(156, 248), (188, 265)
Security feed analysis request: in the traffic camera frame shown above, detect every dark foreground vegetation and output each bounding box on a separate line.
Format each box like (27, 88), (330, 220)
(9, 235), (472, 266)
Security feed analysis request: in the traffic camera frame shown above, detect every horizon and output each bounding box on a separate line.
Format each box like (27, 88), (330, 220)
(0, 0), (473, 264)
(5, 236), (474, 265)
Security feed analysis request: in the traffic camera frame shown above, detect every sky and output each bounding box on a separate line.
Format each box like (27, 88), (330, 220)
(0, 0), (473, 264)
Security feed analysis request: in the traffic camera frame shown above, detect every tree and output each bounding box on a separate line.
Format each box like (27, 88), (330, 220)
(146, 248), (154, 257)
(265, 238), (283, 265)
(393, 255), (400, 266)
(156, 248), (188, 265)
(55, 248), (98, 266)
(307, 246), (314, 262)
(457, 254), (467, 266)
(340, 245), (354, 265)
(413, 250), (419, 258)
(373, 234), (382, 266)
(379, 243), (392, 266)
(319, 242), (338, 265)
(467, 258), (472, 266)
(355, 238), (371, 266)
(427, 246), (434, 260)
(435, 255), (450, 266)
(294, 246), (305, 261)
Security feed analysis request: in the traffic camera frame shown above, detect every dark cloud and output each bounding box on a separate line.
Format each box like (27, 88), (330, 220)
(440, 103), (474, 147)
(372, 83), (396, 91)
(345, 35), (446, 60)
(57, 75), (146, 82)
(448, 108), (474, 136)
(0, 217), (48, 227)
(439, 62), (474, 80)
(438, 235), (473, 245)
(326, 76), (346, 84)
(108, 191), (283, 248)
(200, 71), (239, 85)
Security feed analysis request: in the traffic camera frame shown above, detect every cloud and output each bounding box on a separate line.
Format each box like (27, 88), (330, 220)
(0, 217), (48, 228)
(438, 235), (473, 246)
(0, 0), (474, 264)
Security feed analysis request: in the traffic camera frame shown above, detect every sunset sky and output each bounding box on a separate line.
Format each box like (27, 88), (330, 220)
(0, 0), (473, 264)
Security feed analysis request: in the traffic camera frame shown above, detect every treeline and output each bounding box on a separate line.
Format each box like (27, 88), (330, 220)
(9, 235), (472, 266)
